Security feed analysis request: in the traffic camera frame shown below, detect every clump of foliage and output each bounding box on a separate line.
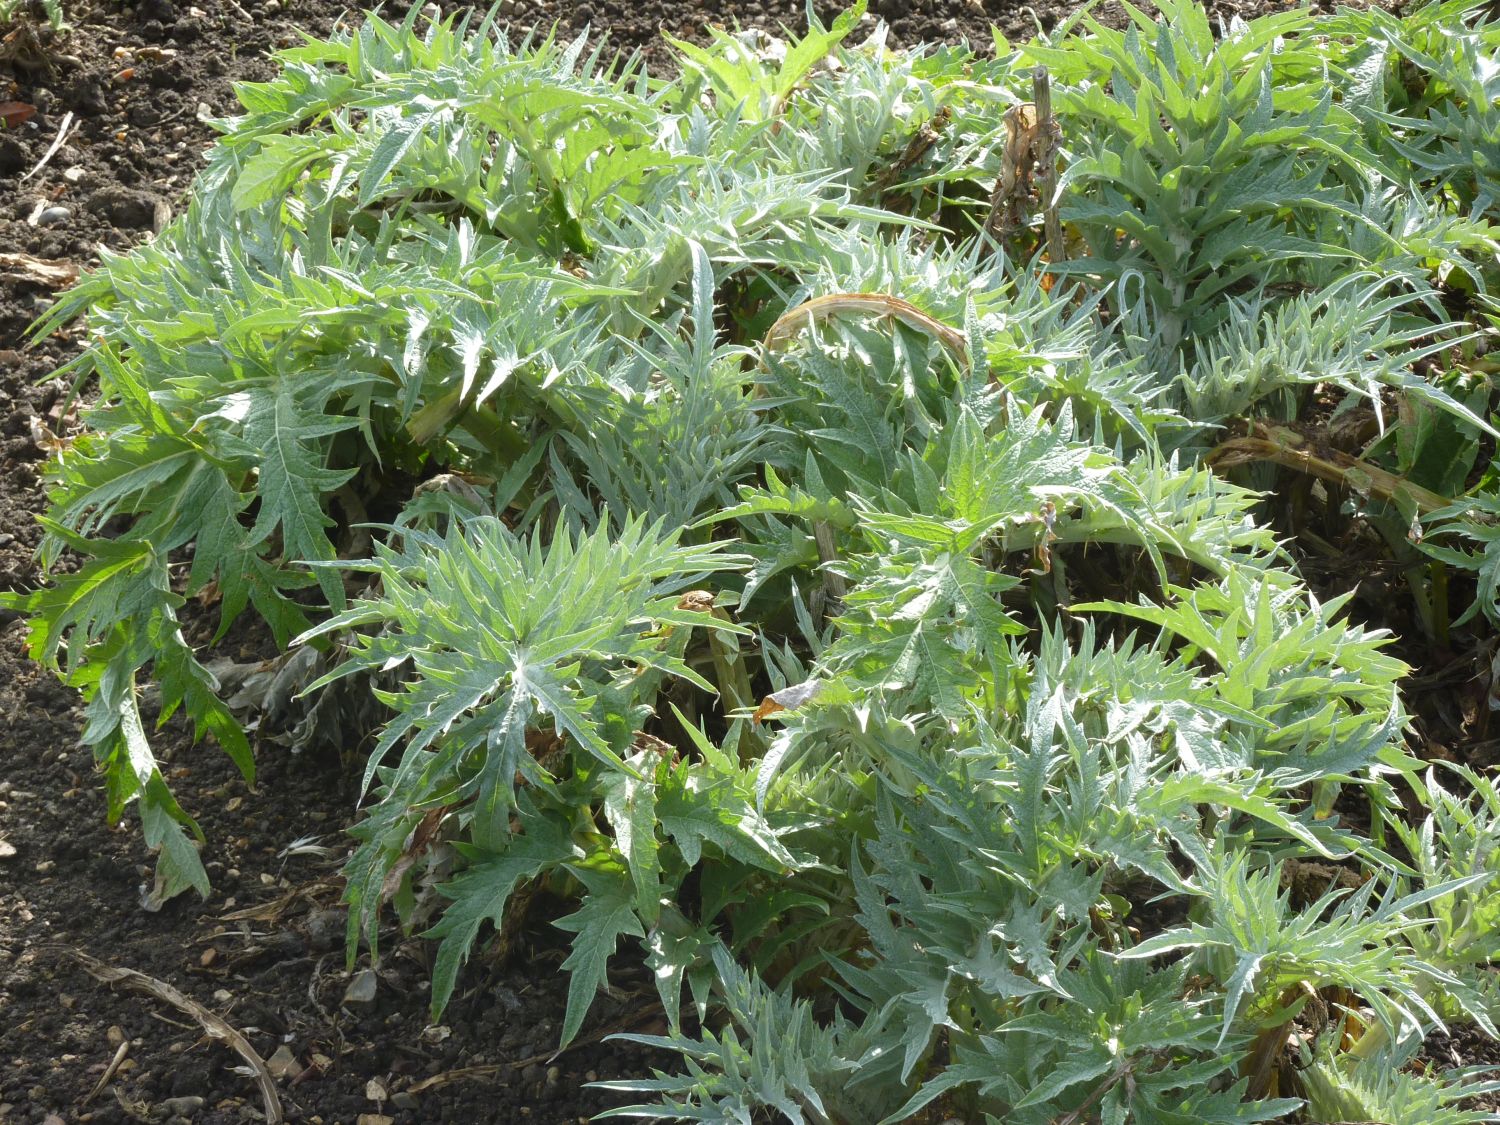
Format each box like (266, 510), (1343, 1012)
(9, 0), (1500, 1119)
(0, 0), (66, 32)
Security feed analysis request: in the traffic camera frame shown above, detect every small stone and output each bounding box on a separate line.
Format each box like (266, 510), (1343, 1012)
(157, 1097), (205, 1115)
(62, 167), (86, 183)
(364, 1077), (387, 1103)
(266, 1044), (301, 1081)
(355, 1117), (393, 1125)
(545, 1066), (561, 1086)
(262, 0), (280, 12)
(0, 840), (15, 860)
(37, 206), (70, 226)
(106, 1026), (126, 1048)
(212, 989), (233, 1004)
(343, 968), (378, 1008)
(390, 1092), (418, 1111)
(200, 947), (217, 967)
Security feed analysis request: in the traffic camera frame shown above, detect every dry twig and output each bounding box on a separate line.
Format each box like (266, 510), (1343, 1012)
(20, 109), (74, 183)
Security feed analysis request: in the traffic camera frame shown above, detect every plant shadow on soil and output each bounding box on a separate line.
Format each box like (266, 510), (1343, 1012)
(3, 0), (1497, 1121)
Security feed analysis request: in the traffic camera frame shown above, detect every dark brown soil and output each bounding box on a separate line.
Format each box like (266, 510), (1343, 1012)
(0, 0), (1456, 1123)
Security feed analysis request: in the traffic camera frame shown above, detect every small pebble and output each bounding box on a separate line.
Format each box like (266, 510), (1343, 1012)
(266, 1044), (301, 1081)
(343, 968), (378, 1007)
(62, 167), (86, 183)
(157, 1097), (204, 1116)
(37, 206), (71, 226)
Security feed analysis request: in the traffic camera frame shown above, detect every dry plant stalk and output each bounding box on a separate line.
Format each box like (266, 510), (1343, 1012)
(759, 292), (970, 374)
(1032, 65), (1066, 268)
(67, 950), (285, 1125)
(1207, 419), (1454, 516)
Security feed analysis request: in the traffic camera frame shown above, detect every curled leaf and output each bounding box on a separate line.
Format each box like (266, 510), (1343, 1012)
(752, 679), (823, 724)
